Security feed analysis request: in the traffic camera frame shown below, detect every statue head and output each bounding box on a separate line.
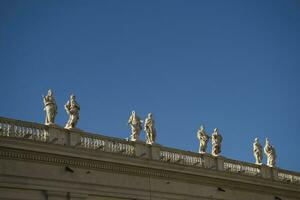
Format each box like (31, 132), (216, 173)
(132, 110), (136, 116)
(48, 89), (53, 96)
(70, 94), (75, 99)
(213, 128), (218, 133)
(148, 113), (152, 118)
(265, 137), (269, 144)
(255, 138), (259, 142)
(199, 125), (205, 132)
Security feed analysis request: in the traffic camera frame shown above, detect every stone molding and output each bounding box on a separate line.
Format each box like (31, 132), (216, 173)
(0, 145), (300, 198)
(1, 115), (300, 198)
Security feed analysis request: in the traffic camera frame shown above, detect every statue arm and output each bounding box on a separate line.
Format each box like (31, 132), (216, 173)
(144, 119), (149, 128)
(253, 147), (258, 153)
(139, 119), (144, 124)
(205, 134), (209, 141)
(42, 96), (47, 104)
(64, 101), (70, 113)
(197, 132), (200, 140)
(127, 116), (132, 124)
(73, 101), (80, 110)
(53, 99), (58, 111)
(264, 146), (268, 154)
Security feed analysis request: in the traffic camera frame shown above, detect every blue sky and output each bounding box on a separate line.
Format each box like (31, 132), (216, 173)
(1, 0), (300, 171)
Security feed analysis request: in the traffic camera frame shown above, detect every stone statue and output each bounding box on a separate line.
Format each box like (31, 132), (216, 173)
(42, 89), (57, 125)
(211, 128), (222, 156)
(264, 138), (276, 167)
(64, 94), (80, 129)
(144, 113), (156, 145)
(253, 138), (263, 165)
(127, 111), (143, 141)
(197, 125), (209, 153)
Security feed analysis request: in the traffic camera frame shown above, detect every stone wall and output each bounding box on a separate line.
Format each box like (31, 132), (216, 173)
(0, 117), (299, 200)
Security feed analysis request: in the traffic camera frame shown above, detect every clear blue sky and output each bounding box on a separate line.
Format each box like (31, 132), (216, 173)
(1, 0), (300, 171)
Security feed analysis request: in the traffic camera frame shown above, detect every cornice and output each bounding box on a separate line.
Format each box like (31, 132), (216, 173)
(0, 139), (299, 198)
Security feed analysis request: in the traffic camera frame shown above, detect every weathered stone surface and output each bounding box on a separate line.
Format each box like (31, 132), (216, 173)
(197, 125), (209, 153)
(144, 113), (156, 145)
(43, 89), (57, 125)
(65, 94), (80, 129)
(264, 138), (277, 167)
(0, 117), (299, 200)
(253, 137), (263, 165)
(211, 128), (222, 156)
(127, 111), (143, 142)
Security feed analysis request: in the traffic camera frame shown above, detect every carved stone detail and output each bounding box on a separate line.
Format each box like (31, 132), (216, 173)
(144, 113), (156, 145)
(253, 138), (263, 165)
(197, 125), (209, 153)
(211, 128), (222, 156)
(127, 111), (143, 142)
(264, 138), (276, 167)
(43, 89), (57, 125)
(65, 94), (80, 129)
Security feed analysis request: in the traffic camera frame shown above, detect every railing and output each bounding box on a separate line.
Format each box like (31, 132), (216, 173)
(160, 147), (205, 167)
(224, 159), (261, 177)
(278, 169), (300, 184)
(80, 133), (135, 156)
(1, 116), (300, 185)
(80, 136), (106, 150)
(0, 118), (48, 142)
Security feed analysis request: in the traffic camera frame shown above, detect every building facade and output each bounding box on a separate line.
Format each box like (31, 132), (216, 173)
(0, 116), (299, 200)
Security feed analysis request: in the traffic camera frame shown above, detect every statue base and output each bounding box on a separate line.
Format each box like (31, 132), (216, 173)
(64, 127), (82, 132)
(46, 123), (62, 129)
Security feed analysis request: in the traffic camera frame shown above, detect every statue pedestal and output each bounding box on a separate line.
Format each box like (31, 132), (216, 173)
(47, 123), (63, 129)
(64, 127), (82, 132)
(151, 143), (161, 160)
(134, 141), (150, 159)
(48, 126), (68, 145)
(216, 156), (225, 171)
(261, 164), (272, 179)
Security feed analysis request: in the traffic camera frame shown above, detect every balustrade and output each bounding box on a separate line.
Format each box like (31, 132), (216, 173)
(224, 160), (261, 176)
(160, 149), (204, 167)
(80, 134), (134, 156)
(0, 118), (48, 142)
(1, 116), (300, 185)
(278, 170), (300, 184)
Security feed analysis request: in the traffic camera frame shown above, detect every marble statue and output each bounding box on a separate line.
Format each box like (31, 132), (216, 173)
(253, 138), (263, 165)
(64, 94), (80, 129)
(144, 113), (156, 145)
(211, 128), (222, 156)
(42, 89), (57, 125)
(264, 138), (276, 167)
(127, 111), (143, 141)
(197, 125), (209, 153)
